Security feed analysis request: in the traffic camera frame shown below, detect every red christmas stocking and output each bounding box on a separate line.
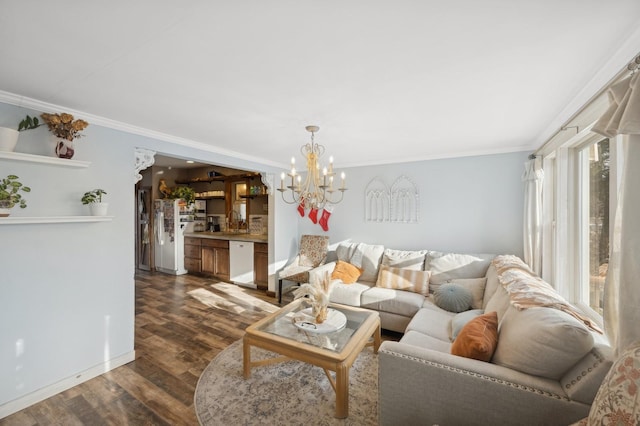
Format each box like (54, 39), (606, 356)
(308, 207), (319, 224)
(297, 200), (305, 217)
(319, 206), (333, 232)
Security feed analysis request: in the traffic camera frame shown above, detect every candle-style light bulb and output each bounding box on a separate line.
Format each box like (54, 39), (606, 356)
(280, 172), (285, 190)
(341, 172), (346, 189)
(291, 157), (296, 165)
(329, 156), (334, 173)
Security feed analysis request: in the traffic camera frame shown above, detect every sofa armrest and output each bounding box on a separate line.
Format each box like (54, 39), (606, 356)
(307, 261), (336, 284)
(379, 341), (590, 426)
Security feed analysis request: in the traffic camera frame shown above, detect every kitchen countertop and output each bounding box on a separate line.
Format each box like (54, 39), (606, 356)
(184, 231), (268, 243)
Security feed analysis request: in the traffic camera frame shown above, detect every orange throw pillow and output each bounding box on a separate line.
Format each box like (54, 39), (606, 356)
(331, 260), (363, 284)
(450, 311), (498, 362)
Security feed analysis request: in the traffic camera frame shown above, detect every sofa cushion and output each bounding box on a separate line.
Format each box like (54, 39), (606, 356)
(492, 306), (595, 380)
(381, 249), (427, 270)
(451, 311), (499, 362)
(375, 265), (430, 296)
(406, 307), (454, 342)
(329, 281), (372, 306)
(336, 242), (384, 283)
(484, 282), (511, 322)
(361, 287), (425, 318)
(400, 330), (452, 353)
(483, 263), (500, 309)
(330, 260), (362, 284)
(450, 309), (484, 341)
(426, 251), (494, 285)
(434, 283), (473, 313)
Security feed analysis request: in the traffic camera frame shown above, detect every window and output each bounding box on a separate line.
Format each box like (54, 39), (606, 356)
(579, 138), (610, 315)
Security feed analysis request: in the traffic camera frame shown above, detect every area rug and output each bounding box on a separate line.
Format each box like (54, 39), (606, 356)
(194, 339), (378, 425)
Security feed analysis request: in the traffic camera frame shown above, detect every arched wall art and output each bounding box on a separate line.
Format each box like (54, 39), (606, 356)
(365, 175), (419, 223)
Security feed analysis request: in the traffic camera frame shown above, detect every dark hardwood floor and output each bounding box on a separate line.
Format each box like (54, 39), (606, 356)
(1, 271), (398, 425)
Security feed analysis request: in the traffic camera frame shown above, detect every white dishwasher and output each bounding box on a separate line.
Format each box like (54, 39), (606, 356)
(229, 240), (255, 287)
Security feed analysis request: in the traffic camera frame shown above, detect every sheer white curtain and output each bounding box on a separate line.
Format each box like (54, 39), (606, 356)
(522, 156), (544, 276)
(593, 72), (640, 355)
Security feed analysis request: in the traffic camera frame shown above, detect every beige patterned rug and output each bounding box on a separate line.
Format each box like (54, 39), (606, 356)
(194, 339), (378, 425)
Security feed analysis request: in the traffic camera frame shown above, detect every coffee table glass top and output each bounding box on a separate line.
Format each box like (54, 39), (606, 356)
(256, 300), (373, 353)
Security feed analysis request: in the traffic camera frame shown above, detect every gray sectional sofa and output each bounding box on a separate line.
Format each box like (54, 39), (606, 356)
(307, 242), (613, 426)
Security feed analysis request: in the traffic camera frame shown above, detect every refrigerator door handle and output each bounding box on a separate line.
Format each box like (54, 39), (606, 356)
(156, 211), (164, 244)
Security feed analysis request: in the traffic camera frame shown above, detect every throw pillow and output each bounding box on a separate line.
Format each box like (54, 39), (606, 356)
(450, 311), (498, 362)
(331, 260), (362, 284)
(443, 278), (487, 310)
(450, 309), (484, 341)
(491, 306), (594, 380)
(584, 341), (640, 425)
(375, 265), (430, 296)
(434, 283), (473, 313)
(381, 249), (427, 270)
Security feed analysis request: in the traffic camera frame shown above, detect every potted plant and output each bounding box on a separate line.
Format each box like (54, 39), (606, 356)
(169, 186), (196, 207)
(0, 115), (43, 152)
(41, 112), (89, 159)
(0, 175), (31, 217)
(81, 189), (108, 216)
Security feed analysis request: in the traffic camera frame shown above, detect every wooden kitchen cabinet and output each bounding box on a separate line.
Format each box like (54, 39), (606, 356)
(184, 237), (202, 273)
(254, 242), (268, 289)
(201, 239), (230, 281)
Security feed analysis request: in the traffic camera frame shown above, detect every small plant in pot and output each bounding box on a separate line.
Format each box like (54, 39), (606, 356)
(168, 186), (196, 207)
(82, 189), (108, 216)
(0, 115), (43, 152)
(0, 175), (31, 217)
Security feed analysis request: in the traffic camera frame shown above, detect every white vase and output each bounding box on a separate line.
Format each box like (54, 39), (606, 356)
(0, 127), (19, 152)
(0, 199), (14, 217)
(89, 202), (109, 216)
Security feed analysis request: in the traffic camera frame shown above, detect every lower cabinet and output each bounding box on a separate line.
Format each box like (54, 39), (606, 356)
(254, 243), (268, 290)
(184, 237), (202, 273)
(201, 239), (230, 282)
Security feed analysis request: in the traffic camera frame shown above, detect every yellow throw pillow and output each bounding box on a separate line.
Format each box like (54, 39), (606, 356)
(450, 311), (498, 362)
(331, 260), (363, 284)
(375, 265), (430, 296)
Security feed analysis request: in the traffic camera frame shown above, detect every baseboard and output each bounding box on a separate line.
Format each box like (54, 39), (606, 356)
(0, 350), (135, 419)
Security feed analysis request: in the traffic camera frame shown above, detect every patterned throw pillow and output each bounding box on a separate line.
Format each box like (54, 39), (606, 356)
(375, 265), (430, 296)
(583, 341), (640, 425)
(434, 283), (473, 313)
(331, 260), (363, 284)
(451, 311), (499, 362)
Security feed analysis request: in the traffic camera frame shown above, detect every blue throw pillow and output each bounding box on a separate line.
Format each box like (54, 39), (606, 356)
(434, 282), (473, 313)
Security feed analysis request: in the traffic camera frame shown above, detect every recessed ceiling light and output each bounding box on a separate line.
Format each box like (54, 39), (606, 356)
(186, 160), (195, 164)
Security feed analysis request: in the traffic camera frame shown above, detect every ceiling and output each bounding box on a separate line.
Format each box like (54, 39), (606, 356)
(1, 1), (640, 169)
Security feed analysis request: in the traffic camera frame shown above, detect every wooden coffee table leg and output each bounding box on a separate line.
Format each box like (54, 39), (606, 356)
(373, 323), (381, 353)
(335, 363), (349, 418)
(243, 338), (251, 379)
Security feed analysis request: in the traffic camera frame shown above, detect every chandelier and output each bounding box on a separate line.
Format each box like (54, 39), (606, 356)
(278, 125), (347, 209)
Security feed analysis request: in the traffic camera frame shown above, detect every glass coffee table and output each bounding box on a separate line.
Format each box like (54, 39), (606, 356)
(243, 298), (381, 419)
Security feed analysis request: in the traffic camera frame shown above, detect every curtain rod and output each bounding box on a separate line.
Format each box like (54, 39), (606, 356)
(535, 52), (640, 156)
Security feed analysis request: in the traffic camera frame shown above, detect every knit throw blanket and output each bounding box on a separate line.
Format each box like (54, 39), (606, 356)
(492, 255), (603, 334)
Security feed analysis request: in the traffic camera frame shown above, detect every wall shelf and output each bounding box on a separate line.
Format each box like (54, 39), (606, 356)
(0, 151), (91, 168)
(0, 216), (113, 225)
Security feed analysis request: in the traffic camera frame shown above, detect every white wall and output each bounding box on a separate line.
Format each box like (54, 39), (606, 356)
(298, 151), (529, 257)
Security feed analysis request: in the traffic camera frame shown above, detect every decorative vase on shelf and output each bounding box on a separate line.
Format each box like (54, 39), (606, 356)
(89, 202), (109, 216)
(55, 140), (75, 159)
(0, 127), (19, 152)
(0, 200), (14, 217)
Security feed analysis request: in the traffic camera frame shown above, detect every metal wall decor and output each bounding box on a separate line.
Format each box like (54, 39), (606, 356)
(365, 175), (419, 223)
